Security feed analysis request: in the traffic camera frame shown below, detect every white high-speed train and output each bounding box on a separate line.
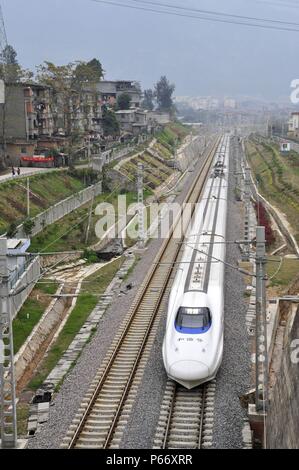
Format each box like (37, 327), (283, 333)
(162, 134), (230, 389)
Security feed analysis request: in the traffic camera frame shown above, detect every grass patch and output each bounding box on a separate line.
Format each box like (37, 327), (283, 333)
(28, 256), (124, 391)
(266, 256), (299, 288)
(0, 169), (99, 234)
(121, 152), (173, 191)
(246, 138), (299, 240)
(29, 190), (152, 253)
(17, 403), (30, 437)
(13, 281), (58, 354)
(155, 122), (190, 153)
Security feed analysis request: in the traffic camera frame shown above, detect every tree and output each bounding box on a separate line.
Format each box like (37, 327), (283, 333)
(154, 76), (175, 112)
(142, 89), (154, 111)
(87, 58), (104, 80)
(37, 61), (74, 130)
(1, 45), (18, 65)
(0, 44), (33, 82)
(102, 107), (119, 136)
(73, 58), (104, 86)
(36, 61), (92, 163)
(117, 93), (132, 110)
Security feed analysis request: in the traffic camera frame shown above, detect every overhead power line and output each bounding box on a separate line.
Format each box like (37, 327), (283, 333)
(254, 0), (299, 9)
(128, 0), (299, 27)
(89, 0), (299, 32)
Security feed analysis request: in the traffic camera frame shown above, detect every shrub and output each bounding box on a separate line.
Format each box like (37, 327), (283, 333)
(23, 218), (35, 236)
(82, 249), (98, 263)
(7, 221), (18, 237)
(254, 202), (275, 246)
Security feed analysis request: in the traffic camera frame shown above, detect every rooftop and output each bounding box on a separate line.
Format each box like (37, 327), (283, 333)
(115, 109), (136, 114)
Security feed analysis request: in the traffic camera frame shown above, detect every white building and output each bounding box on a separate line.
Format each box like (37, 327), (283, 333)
(224, 98), (236, 109)
(288, 112), (299, 138)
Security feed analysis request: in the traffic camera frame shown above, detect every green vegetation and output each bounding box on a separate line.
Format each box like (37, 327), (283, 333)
(156, 122), (190, 154)
(28, 257), (124, 391)
(266, 256), (299, 289)
(29, 190), (143, 253)
(153, 141), (173, 160)
(13, 281), (58, 354)
(246, 138), (299, 243)
(102, 107), (120, 136)
(117, 92), (132, 110)
(17, 403), (30, 437)
(121, 152), (173, 190)
(0, 169), (98, 234)
(154, 75), (175, 112)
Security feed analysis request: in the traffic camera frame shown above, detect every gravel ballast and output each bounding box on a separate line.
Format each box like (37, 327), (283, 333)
(29, 138), (251, 449)
(211, 144), (251, 449)
(28, 146), (208, 449)
(121, 138), (251, 449)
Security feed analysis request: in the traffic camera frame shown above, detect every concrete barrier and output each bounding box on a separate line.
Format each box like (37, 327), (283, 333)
(14, 283), (73, 387)
(11, 256), (41, 319)
(266, 301), (299, 448)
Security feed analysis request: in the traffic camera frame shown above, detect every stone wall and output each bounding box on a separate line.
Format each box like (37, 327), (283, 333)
(266, 305), (299, 449)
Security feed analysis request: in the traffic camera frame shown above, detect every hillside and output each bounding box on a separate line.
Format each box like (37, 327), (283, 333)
(0, 169), (98, 234)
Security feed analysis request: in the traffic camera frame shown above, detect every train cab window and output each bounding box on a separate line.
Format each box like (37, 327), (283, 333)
(175, 307), (211, 334)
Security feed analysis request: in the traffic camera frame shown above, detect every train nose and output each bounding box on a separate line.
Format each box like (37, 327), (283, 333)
(169, 360), (209, 382)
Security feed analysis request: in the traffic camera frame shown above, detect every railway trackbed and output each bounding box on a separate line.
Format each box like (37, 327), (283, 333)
(153, 380), (216, 449)
(61, 136), (221, 449)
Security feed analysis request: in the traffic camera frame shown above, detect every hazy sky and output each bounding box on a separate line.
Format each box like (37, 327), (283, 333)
(2, 0), (299, 101)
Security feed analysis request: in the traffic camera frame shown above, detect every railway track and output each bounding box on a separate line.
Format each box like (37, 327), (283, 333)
(61, 136), (221, 449)
(153, 380), (216, 449)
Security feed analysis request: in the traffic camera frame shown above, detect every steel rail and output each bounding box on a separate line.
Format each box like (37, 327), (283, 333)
(161, 384), (207, 449)
(67, 136), (221, 449)
(197, 385), (207, 448)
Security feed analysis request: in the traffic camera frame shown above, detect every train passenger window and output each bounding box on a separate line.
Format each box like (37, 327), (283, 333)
(175, 307), (211, 334)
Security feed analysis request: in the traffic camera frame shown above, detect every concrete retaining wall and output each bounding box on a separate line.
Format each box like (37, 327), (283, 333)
(266, 304), (299, 449)
(41, 251), (83, 268)
(14, 283), (73, 386)
(177, 135), (206, 171)
(11, 256), (41, 319)
(92, 145), (135, 173)
(15, 181), (102, 238)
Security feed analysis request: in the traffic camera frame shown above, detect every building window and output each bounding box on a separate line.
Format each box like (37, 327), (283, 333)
(21, 147), (27, 154)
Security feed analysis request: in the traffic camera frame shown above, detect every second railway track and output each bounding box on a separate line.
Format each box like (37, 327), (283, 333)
(153, 380), (216, 449)
(62, 136), (221, 449)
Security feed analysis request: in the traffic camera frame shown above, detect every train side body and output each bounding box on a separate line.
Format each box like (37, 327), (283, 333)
(162, 134), (230, 389)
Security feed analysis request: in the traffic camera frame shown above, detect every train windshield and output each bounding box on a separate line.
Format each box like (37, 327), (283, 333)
(175, 307), (211, 334)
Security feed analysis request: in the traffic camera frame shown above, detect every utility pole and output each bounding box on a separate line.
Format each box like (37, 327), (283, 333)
(87, 135), (91, 169)
(27, 178), (30, 218)
(137, 162), (145, 249)
(255, 226), (268, 413)
(0, 238), (17, 449)
(243, 167), (251, 262)
(85, 189), (95, 245)
(0, 5), (7, 168)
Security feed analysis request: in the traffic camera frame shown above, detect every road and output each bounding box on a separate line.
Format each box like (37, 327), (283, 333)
(0, 164), (90, 185)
